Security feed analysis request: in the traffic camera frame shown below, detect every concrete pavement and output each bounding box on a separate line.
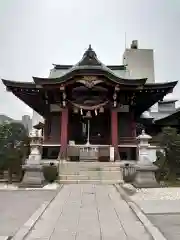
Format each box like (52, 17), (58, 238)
(21, 184), (151, 240)
(148, 214), (180, 240)
(130, 187), (180, 240)
(0, 190), (57, 237)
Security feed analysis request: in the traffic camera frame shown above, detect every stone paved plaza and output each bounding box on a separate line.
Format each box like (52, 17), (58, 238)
(24, 184), (151, 240)
(0, 190), (57, 237)
(3, 184), (180, 239)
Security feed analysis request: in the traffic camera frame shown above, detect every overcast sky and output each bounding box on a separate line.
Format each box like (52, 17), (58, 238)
(0, 0), (179, 120)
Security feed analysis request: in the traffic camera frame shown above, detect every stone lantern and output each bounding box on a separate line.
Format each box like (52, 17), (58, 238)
(133, 130), (159, 188)
(20, 129), (45, 188)
(137, 130), (152, 165)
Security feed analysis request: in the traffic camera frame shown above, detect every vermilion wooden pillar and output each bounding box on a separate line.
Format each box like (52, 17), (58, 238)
(111, 110), (119, 160)
(60, 108), (68, 159)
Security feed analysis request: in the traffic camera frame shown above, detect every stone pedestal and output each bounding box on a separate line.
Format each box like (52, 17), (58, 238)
(133, 164), (159, 188)
(20, 165), (44, 188)
(133, 130), (159, 188)
(20, 129), (45, 188)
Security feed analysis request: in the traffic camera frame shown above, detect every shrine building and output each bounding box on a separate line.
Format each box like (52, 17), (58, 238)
(2, 45), (177, 161)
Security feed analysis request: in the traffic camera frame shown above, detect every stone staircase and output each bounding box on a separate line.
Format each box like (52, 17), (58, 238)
(58, 161), (123, 184)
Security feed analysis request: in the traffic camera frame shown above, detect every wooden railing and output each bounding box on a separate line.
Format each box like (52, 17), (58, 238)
(119, 137), (137, 145)
(119, 137), (160, 146)
(43, 139), (60, 145)
(43, 138), (138, 146)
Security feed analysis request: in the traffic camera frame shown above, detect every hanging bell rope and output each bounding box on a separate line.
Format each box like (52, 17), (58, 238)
(68, 100), (109, 110)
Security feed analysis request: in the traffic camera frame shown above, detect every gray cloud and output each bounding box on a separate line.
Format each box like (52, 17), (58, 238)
(0, 0), (179, 119)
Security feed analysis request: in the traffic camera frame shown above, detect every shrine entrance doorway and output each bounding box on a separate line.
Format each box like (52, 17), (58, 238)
(68, 109), (111, 146)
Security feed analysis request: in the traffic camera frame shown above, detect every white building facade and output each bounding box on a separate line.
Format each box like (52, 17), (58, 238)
(123, 40), (155, 83)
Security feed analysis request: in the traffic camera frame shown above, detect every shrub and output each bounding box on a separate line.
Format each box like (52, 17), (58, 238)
(43, 164), (58, 183)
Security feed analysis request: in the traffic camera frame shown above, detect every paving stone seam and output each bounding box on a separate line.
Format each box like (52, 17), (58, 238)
(74, 187), (84, 240)
(47, 186), (75, 240)
(107, 192), (128, 238)
(11, 185), (64, 240)
(114, 184), (167, 240)
(94, 185), (103, 240)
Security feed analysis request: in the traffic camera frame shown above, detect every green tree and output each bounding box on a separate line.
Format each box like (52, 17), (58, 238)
(154, 127), (180, 181)
(0, 122), (29, 183)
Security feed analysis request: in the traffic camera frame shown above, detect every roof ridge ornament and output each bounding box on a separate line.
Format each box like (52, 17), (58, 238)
(83, 44), (96, 57)
(88, 44), (92, 50)
(79, 44), (100, 66)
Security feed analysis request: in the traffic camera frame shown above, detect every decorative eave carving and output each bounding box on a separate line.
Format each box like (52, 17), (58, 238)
(77, 76), (103, 88)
